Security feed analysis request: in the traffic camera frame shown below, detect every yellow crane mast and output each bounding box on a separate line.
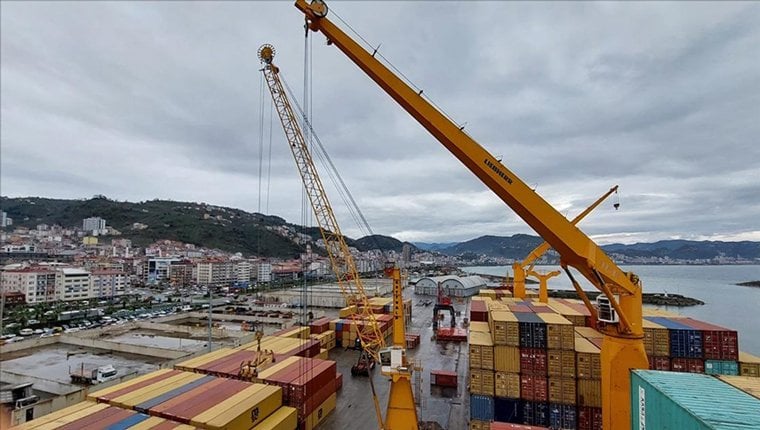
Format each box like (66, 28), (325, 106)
(513, 185), (620, 303)
(293, 2), (648, 428)
(257, 44), (418, 430)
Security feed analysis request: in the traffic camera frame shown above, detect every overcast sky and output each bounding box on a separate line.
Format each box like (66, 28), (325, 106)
(2, 1), (759, 245)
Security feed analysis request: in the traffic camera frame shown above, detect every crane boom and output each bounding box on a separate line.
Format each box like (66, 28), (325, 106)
(258, 44), (418, 430)
(293, 2), (648, 428)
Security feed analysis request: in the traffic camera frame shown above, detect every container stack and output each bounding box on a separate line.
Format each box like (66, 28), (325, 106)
(329, 314), (392, 348)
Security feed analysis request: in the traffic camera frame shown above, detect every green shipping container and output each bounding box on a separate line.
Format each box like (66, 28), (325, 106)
(631, 370), (760, 429)
(705, 360), (740, 376)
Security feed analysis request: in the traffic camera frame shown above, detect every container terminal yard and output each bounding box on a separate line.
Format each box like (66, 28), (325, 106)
(3, 1), (760, 430)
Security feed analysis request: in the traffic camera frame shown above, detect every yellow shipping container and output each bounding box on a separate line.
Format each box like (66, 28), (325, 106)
(489, 310), (519, 346)
(479, 289), (497, 299)
(175, 348), (235, 371)
(302, 392), (337, 430)
(279, 326), (310, 340)
(87, 369), (175, 401)
(575, 336), (601, 380)
(252, 406), (298, 430)
(547, 349), (576, 379)
(339, 305), (357, 318)
(494, 371), (520, 398)
(11, 401), (105, 430)
(481, 369), (495, 397)
(577, 379), (602, 407)
(643, 308), (679, 317)
(493, 345), (520, 373)
(469, 321), (491, 333)
(469, 419), (489, 430)
(316, 348), (329, 360)
(113, 372), (205, 409)
(256, 356), (302, 381)
(548, 377), (577, 405)
(641, 319), (669, 357)
(539, 313), (575, 351)
(469, 331), (494, 370)
(739, 351), (760, 377)
(545, 300), (586, 327)
(469, 368), (482, 394)
(191, 384), (282, 430)
(717, 375), (760, 400)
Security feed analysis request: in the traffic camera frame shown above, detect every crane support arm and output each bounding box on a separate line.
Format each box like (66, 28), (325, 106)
(296, 0), (640, 316)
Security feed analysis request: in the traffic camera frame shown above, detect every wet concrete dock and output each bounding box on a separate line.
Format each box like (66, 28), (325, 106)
(320, 289), (470, 429)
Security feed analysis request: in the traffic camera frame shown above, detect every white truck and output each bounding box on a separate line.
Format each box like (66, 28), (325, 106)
(69, 364), (118, 385)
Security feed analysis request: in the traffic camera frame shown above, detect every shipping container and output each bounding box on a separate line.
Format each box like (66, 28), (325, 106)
(470, 419), (489, 430)
(470, 321), (491, 333)
(548, 403), (576, 430)
(547, 349), (576, 379)
(705, 360), (739, 376)
(538, 313), (574, 351)
(647, 355), (671, 371)
(470, 395), (495, 421)
(647, 316), (703, 358)
(490, 423), (548, 430)
(493, 397), (522, 423)
(495, 372), (521, 399)
(631, 370), (760, 430)
(252, 406), (297, 430)
(641, 318), (670, 357)
(11, 401), (107, 430)
(717, 375), (760, 400)
(470, 299), (489, 322)
(677, 318), (739, 361)
(431, 370), (458, 388)
(87, 369), (179, 402)
(545, 300), (586, 327)
(521, 401), (549, 427)
(547, 377), (576, 405)
(494, 345), (521, 373)
(190, 384), (282, 429)
(517, 312), (547, 349)
(520, 375), (548, 402)
(576, 379), (601, 408)
(470, 369), (495, 396)
(574, 337), (601, 380)
(490, 311), (520, 346)
(470, 331), (495, 370)
(300, 392), (336, 430)
(671, 357), (705, 374)
(119, 373), (212, 411)
(519, 348), (547, 376)
(576, 406), (602, 430)
(739, 351), (760, 377)
(153, 379), (254, 423)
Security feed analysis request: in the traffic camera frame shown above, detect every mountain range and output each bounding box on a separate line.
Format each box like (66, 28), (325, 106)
(3, 196), (758, 262)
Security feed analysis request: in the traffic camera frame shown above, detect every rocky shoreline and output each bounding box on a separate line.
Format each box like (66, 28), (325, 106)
(547, 290), (704, 306)
(737, 280), (760, 287)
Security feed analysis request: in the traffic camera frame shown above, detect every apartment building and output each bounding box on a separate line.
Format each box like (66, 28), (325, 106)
(0, 267), (57, 304)
(91, 269), (128, 299)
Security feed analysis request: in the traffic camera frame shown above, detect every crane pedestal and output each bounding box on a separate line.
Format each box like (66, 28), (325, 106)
(601, 335), (648, 430)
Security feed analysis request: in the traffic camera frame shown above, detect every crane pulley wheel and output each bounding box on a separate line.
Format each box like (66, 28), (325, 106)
(258, 44), (276, 64)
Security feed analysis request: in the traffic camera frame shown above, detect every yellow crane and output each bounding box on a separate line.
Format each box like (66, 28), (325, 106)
(513, 185), (620, 303)
(257, 44), (418, 430)
(293, 2), (648, 428)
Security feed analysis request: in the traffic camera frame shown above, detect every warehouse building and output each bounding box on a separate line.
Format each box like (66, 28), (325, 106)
(414, 275), (486, 297)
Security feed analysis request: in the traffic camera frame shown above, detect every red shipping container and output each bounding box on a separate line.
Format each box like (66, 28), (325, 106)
(577, 406), (602, 430)
(671, 358), (705, 374)
(677, 318), (739, 360)
(490, 423), (549, 430)
(470, 300), (489, 322)
(96, 370), (182, 401)
(520, 374), (548, 402)
(309, 317), (331, 334)
(510, 304), (532, 313)
(291, 373), (337, 419)
(285, 359), (337, 405)
(335, 372), (343, 391)
(648, 355), (671, 371)
(58, 407), (134, 430)
(430, 370), (457, 388)
(520, 348), (548, 375)
(150, 378), (228, 418)
(529, 304), (553, 313)
(158, 379), (247, 423)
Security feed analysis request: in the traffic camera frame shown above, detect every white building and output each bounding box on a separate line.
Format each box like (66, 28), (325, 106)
(91, 270), (128, 299)
(57, 268), (91, 301)
(145, 257), (180, 285)
(257, 262), (273, 283)
(196, 260), (234, 286)
(0, 267), (57, 303)
(82, 217), (107, 235)
(0, 211), (12, 227)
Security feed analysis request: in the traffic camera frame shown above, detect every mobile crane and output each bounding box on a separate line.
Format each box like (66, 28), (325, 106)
(258, 44), (418, 430)
(514, 185), (620, 303)
(294, 2), (649, 428)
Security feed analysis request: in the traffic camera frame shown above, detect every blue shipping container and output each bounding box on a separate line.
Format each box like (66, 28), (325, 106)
(470, 395), (494, 421)
(549, 403), (577, 430)
(631, 370), (760, 430)
(494, 397), (522, 423)
(107, 413), (151, 430)
(647, 316), (703, 358)
(705, 360), (739, 376)
(522, 401), (549, 427)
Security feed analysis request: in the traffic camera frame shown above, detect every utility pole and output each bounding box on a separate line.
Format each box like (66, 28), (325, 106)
(207, 286), (212, 351)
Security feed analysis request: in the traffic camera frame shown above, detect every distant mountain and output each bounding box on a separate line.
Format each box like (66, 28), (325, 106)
(0, 196), (402, 258)
(601, 240), (760, 260)
(442, 234), (544, 259)
(413, 242), (458, 252)
(351, 234), (417, 253)
(435, 234), (760, 262)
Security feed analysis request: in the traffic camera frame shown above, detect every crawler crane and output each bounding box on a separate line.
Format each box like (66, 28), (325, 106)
(514, 185), (620, 303)
(294, 2), (649, 428)
(258, 44), (418, 430)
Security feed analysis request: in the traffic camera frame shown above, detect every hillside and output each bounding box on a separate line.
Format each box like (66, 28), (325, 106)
(1, 196), (315, 258)
(443, 234), (545, 259)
